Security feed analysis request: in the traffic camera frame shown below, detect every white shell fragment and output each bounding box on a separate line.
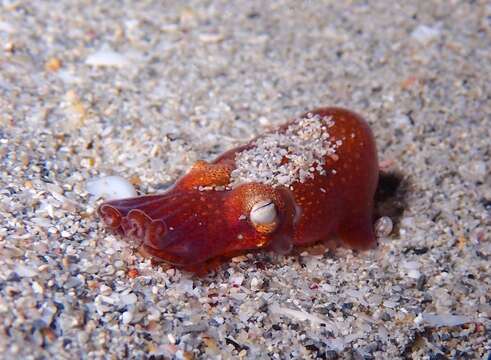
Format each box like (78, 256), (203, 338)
(250, 200), (277, 225)
(414, 313), (473, 328)
(410, 25), (440, 45)
(269, 303), (328, 327)
(374, 216), (393, 237)
(86, 176), (137, 200)
(85, 47), (130, 67)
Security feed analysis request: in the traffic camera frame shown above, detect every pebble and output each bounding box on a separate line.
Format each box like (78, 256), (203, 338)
(459, 161), (487, 182)
(120, 292), (138, 305)
(374, 216), (393, 237)
(14, 265), (37, 278)
(230, 274), (245, 287)
(32, 281), (44, 294)
(122, 311), (133, 324)
(407, 269), (421, 279)
(85, 47), (130, 67)
(411, 25), (440, 45)
(167, 334), (176, 345)
(86, 176), (137, 201)
(415, 313), (473, 328)
(64, 277), (82, 289)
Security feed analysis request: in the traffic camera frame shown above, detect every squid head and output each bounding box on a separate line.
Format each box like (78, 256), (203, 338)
(98, 160), (298, 267)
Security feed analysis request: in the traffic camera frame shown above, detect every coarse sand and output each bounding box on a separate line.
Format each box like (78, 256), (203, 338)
(0, 1), (490, 359)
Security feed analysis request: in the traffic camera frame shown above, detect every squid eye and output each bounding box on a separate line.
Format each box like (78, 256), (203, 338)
(251, 200), (277, 224)
(250, 200), (278, 233)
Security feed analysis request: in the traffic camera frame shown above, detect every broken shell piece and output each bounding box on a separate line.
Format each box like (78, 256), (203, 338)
(374, 216), (393, 237)
(87, 176), (137, 200)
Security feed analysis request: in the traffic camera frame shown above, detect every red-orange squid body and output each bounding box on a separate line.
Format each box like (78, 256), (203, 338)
(98, 107), (379, 272)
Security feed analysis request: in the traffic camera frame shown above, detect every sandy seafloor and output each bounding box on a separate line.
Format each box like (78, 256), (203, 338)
(0, 1), (490, 359)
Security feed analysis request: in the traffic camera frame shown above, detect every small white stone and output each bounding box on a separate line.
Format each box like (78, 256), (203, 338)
(122, 311), (133, 324)
(147, 307), (161, 321)
(100, 284), (112, 295)
(86, 176), (137, 200)
(459, 161), (487, 182)
(15, 265), (37, 278)
(167, 333), (176, 344)
(407, 269), (421, 279)
(0, 21), (15, 33)
(375, 216), (393, 237)
(392, 114), (412, 128)
(213, 316), (224, 325)
(258, 116), (270, 126)
(250, 277), (260, 290)
(120, 293), (138, 305)
(383, 300), (398, 308)
(417, 313), (473, 327)
(198, 33), (224, 43)
(403, 261), (420, 270)
(86, 47), (130, 67)
(411, 25), (440, 45)
(276, 175), (291, 184)
(230, 274), (244, 287)
(32, 281), (44, 294)
(414, 313), (424, 326)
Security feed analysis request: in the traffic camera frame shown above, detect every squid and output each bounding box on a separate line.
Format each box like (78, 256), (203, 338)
(98, 107), (379, 273)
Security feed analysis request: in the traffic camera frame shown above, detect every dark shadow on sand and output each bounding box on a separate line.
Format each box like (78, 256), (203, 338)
(374, 171), (410, 235)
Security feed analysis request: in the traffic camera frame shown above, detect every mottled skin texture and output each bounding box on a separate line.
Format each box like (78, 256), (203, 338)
(99, 107), (379, 273)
